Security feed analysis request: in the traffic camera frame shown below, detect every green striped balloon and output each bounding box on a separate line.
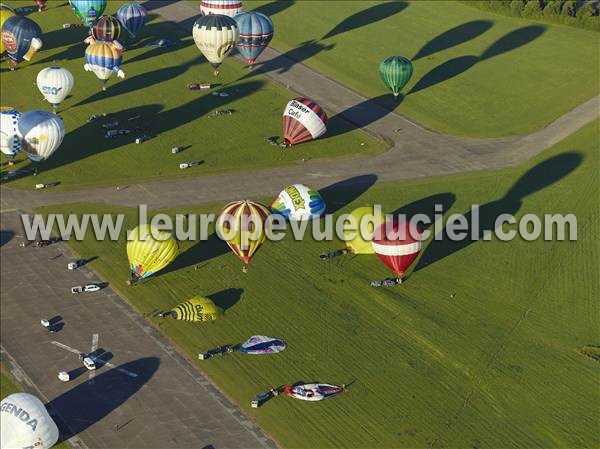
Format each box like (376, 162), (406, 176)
(379, 56), (413, 97)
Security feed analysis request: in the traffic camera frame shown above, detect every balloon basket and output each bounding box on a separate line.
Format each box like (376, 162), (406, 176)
(242, 265), (248, 273)
(319, 249), (347, 260)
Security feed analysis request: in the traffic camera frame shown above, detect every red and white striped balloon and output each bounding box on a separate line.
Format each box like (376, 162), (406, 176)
(200, 0), (242, 17)
(282, 97), (328, 146)
(372, 220), (422, 278)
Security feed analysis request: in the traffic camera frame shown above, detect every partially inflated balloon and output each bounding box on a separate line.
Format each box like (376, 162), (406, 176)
(216, 200), (270, 272)
(37, 67), (74, 110)
(70, 0), (107, 27)
(192, 14), (238, 75)
(116, 2), (148, 38)
(167, 296), (222, 322)
(127, 224), (179, 282)
(271, 184), (325, 221)
(1, 15), (43, 66)
(0, 393), (59, 449)
(91, 15), (121, 42)
(0, 109), (21, 158)
(283, 97), (328, 146)
(0, 5), (15, 54)
(234, 11), (273, 67)
(84, 40), (125, 89)
(200, 0), (242, 17)
(344, 206), (386, 255)
(380, 56), (413, 97)
(17, 110), (65, 161)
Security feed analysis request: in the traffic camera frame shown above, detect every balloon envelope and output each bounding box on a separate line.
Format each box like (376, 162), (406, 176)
(84, 40), (124, 85)
(91, 15), (121, 42)
(239, 336), (286, 354)
(37, 67), (74, 108)
(1, 15), (43, 64)
(344, 206), (387, 254)
(372, 220), (422, 277)
(0, 5), (15, 54)
(271, 184), (325, 221)
(234, 11), (273, 66)
(70, 0), (107, 27)
(0, 109), (22, 157)
(380, 56), (413, 97)
(116, 2), (148, 38)
(192, 14), (239, 72)
(200, 0), (242, 17)
(17, 110), (65, 161)
(0, 393), (59, 449)
(170, 296), (221, 322)
(127, 224), (179, 281)
(283, 97), (328, 146)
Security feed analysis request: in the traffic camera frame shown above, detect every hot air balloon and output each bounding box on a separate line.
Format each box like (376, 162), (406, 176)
(283, 97), (328, 146)
(0, 5), (15, 53)
(116, 2), (148, 39)
(0, 393), (59, 449)
(0, 109), (21, 159)
(17, 110), (65, 162)
(36, 67), (74, 111)
(70, 0), (106, 27)
(200, 0), (242, 17)
(372, 220), (422, 283)
(159, 296), (222, 322)
(344, 206), (387, 255)
(84, 40), (125, 90)
(380, 56), (413, 98)
(234, 11), (273, 68)
(239, 336), (286, 354)
(192, 14), (239, 76)
(216, 200), (270, 272)
(91, 15), (121, 42)
(271, 184), (325, 221)
(126, 224), (179, 284)
(35, 0), (47, 11)
(1, 15), (43, 68)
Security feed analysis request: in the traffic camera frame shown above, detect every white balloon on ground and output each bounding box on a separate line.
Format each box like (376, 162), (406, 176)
(17, 110), (65, 161)
(0, 109), (22, 157)
(36, 67), (74, 110)
(0, 392), (59, 449)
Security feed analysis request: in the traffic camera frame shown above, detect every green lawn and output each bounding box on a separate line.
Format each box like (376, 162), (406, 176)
(0, 1), (383, 189)
(38, 120), (599, 448)
(246, 0), (599, 137)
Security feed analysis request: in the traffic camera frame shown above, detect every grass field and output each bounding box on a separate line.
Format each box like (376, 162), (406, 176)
(1, 365), (70, 449)
(0, 1), (383, 190)
(37, 120), (599, 448)
(246, 0), (600, 137)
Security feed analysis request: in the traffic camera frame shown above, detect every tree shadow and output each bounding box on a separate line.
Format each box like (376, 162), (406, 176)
(247, 40), (335, 77)
(322, 2), (408, 40)
(413, 20), (493, 61)
(415, 152), (582, 272)
(208, 288), (244, 312)
(409, 25), (546, 95)
(48, 357), (160, 441)
(391, 193), (457, 231)
(252, 0), (295, 17)
(320, 174), (378, 215)
(0, 230), (14, 247)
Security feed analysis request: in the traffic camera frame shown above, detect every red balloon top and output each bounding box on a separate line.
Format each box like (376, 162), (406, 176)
(372, 220), (422, 277)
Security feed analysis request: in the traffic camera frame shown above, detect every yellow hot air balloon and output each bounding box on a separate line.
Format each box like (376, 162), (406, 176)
(344, 206), (387, 254)
(216, 200), (270, 272)
(0, 5), (16, 54)
(126, 224), (179, 284)
(161, 296), (222, 322)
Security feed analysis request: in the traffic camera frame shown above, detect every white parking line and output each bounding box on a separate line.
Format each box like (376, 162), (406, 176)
(89, 334), (99, 384)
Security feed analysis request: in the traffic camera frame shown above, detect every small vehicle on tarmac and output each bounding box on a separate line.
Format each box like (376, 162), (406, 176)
(71, 283), (101, 293)
(67, 259), (85, 270)
(79, 353), (96, 370)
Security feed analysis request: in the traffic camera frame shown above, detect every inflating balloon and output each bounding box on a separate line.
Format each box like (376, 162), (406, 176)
(91, 15), (121, 42)
(344, 206), (387, 255)
(239, 336), (286, 354)
(84, 40), (125, 90)
(283, 97), (328, 146)
(271, 184), (325, 221)
(17, 110), (65, 162)
(216, 200), (270, 272)
(116, 2), (148, 39)
(126, 224), (179, 283)
(380, 56), (413, 97)
(192, 14), (239, 76)
(234, 11), (273, 68)
(200, 0), (242, 17)
(372, 220), (422, 281)
(283, 383), (345, 402)
(36, 67), (74, 111)
(160, 296), (221, 322)
(1, 15), (43, 68)
(0, 5), (15, 54)
(0, 393), (59, 449)
(0, 109), (21, 158)
(70, 0), (107, 27)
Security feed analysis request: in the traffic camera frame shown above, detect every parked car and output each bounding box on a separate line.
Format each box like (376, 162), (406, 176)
(67, 259), (85, 270)
(84, 284), (101, 292)
(79, 353), (96, 370)
(71, 286), (83, 294)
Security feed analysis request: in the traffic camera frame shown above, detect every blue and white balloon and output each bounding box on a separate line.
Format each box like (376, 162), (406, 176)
(234, 11), (273, 68)
(36, 67), (74, 110)
(0, 109), (22, 157)
(17, 110), (65, 162)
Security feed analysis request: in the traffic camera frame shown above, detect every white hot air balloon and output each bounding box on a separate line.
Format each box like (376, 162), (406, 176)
(0, 109), (22, 158)
(0, 393), (59, 449)
(17, 110), (65, 162)
(200, 0), (243, 17)
(192, 14), (239, 76)
(36, 67), (74, 111)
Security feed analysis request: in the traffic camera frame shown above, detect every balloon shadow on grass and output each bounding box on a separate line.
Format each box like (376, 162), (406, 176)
(160, 231), (230, 276)
(391, 193), (456, 232)
(208, 288), (244, 312)
(48, 357), (159, 441)
(415, 152), (582, 272)
(409, 25), (545, 94)
(252, 0), (296, 17)
(320, 174), (378, 215)
(246, 40), (335, 77)
(323, 2), (408, 40)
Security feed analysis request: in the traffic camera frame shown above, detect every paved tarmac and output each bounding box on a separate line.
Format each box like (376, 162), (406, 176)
(0, 212), (277, 449)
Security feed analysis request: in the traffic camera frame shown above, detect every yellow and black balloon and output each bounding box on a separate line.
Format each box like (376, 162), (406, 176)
(163, 296), (222, 323)
(126, 224), (179, 283)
